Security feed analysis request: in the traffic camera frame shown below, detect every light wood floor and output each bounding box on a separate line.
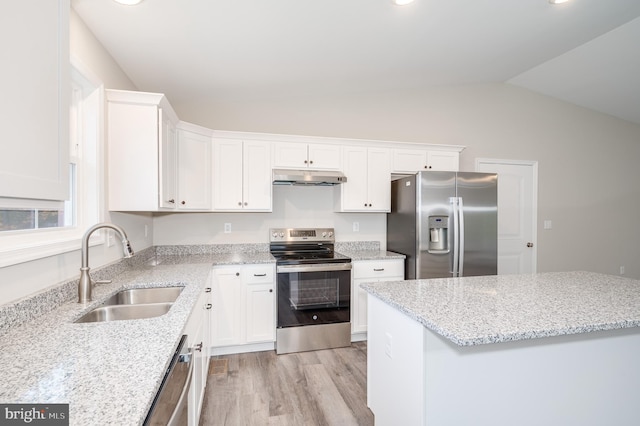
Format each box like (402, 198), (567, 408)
(199, 342), (373, 426)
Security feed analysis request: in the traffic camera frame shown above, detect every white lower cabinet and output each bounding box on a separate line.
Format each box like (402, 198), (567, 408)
(211, 264), (276, 354)
(352, 259), (404, 337)
(183, 282), (212, 426)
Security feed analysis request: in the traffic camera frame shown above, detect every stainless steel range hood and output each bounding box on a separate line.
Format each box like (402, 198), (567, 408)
(273, 169), (347, 186)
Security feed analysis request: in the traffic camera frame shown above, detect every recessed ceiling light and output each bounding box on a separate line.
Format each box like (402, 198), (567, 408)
(393, 0), (415, 5)
(549, 0), (570, 4)
(113, 0), (143, 5)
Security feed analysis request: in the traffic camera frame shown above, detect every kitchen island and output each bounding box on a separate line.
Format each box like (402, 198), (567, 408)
(362, 271), (640, 426)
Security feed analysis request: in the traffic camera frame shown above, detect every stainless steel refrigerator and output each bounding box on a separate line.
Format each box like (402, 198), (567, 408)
(387, 171), (498, 279)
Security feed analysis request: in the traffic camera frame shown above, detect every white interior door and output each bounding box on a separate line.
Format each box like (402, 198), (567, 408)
(476, 159), (537, 274)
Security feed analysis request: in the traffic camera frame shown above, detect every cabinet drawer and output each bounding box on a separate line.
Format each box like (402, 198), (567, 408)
(353, 259), (404, 279)
(243, 265), (275, 284)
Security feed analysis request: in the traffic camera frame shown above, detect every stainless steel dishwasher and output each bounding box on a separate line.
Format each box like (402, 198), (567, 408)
(144, 335), (193, 426)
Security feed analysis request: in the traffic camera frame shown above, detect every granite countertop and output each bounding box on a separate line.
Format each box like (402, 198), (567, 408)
(338, 250), (405, 261)
(0, 259), (214, 425)
(0, 241), (394, 425)
(361, 271), (640, 347)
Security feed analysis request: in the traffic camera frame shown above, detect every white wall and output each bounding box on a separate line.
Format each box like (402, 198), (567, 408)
(154, 185), (384, 246)
(170, 84), (640, 278)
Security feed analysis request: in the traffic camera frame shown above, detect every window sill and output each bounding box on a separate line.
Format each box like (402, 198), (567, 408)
(0, 228), (103, 268)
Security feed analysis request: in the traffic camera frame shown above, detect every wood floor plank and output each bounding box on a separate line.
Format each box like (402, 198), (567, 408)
(199, 342), (373, 426)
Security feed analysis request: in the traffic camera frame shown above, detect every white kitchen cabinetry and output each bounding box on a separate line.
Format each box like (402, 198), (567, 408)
(159, 115), (178, 209)
(0, 0), (69, 201)
(107, 89), (180, 211)
(273, 142), (342, 170)
(352, 259), (404, 338)
(176, 124), (212, 210)
(392, 148), (459, 173)
(212, 139), (272, 211)
(107, 90), (212, 211)
(211, 264), (276, 354)
(245, 268), (276, 343)
(335, 146), (391, 212)
(183, 283), (212, 426)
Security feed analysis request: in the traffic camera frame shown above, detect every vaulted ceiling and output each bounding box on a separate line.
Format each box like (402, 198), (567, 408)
(72, 0), (640, 125)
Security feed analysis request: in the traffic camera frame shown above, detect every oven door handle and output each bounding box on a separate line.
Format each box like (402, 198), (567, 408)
(277, 263), (352, 273)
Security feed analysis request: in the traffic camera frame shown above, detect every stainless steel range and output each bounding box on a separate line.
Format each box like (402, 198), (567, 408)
(270, 228), (352, 354)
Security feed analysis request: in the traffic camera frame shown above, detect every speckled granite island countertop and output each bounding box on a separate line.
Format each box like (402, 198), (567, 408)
(0, 248), (276, 426)
(361, 271), (640, 346)
(365, 271), (640, 425)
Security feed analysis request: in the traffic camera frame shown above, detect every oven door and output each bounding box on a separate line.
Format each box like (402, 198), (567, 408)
(277, 262), (351, 328)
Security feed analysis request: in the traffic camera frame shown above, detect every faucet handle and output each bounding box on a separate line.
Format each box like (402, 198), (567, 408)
(94, 280), (112, 285)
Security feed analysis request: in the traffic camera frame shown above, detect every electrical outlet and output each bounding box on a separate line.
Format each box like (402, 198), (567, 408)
(620, 266), (625, 275)
(224, 223), (232, 233)
(353, 222), (360, 232)
(543, 220), (553, 230)
(107, 231), (114, 247)
(144, 224), (148, 238)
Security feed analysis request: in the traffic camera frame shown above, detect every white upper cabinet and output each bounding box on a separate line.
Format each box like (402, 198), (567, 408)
(159, 113), (178, 209)
(212, 139), (272, 211)
(107, 90), (212, 211)
(392, 148), (460, 173)
(273, 142), (341, 170)
(107, 90), (180, 211)
(176, 124), (212, 210)
(335, 146), (391, 212)
(0, 0), (69, 201)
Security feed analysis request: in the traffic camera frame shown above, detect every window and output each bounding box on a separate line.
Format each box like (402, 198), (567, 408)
(0, 63), (101, 266)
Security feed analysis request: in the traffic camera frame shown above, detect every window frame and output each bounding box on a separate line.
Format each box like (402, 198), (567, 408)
(0, 60), (104, 268)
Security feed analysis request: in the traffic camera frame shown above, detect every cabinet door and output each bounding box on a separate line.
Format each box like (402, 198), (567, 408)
(108, 102), (160, 211)
(307, 143), (342, 170)
(212, 139), (243, 210)
(366, 148), (391, 212)
(338, 146), (369, 211)
(273, 142), (309, 169)
(352, 259), (405, 334)
(392, 148), (428, 174)
(212, 269), (243, 346)
(243, 141), (272, 211)
(159, 110), (178, 209)
(245, 283), (275, 343)
(177, 130), (212, 210)
(427, 151), (459, 171)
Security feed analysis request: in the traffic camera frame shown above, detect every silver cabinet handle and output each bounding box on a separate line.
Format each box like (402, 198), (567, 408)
(254, 273), (267, 277)
(205, 287), (211, 293)
(373, 268), (385, 272)
(205, 303), (212, 310)
(168, 199), (175, 204)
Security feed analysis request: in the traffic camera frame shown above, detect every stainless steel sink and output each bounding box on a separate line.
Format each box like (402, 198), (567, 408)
(75, 303), (173, 323)
(74, 286), (184, 323)
(102, 286), (183, 306)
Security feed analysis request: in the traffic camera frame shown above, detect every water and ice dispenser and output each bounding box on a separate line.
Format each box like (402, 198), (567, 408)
(428, 216), (449, 253)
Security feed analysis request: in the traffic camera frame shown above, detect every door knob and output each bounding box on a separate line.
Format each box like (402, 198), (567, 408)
(527, 242), (534, 248)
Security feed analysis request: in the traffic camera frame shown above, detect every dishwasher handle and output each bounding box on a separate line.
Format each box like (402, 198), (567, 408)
(167, 347), (194, 426)
(143, 335), (193, 426)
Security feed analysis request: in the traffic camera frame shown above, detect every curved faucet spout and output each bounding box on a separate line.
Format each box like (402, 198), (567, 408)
(78, 222), (134, 303)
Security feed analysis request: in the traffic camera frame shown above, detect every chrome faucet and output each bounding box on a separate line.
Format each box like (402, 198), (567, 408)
(78, 223), (134, 303)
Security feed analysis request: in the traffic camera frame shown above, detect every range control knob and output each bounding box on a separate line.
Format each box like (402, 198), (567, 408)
(322, 232), (327, 237)
(272, 232), (278, 238)
(279, 232), (285, 238)
(312, 315), (318, 320)
(328, 232), (333, 237)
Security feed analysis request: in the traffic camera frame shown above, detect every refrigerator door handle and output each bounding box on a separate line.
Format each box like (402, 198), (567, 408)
(458, 197), (465, 277)
(450, 197), (460, 277)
